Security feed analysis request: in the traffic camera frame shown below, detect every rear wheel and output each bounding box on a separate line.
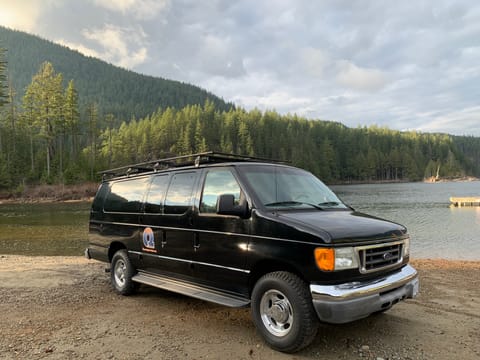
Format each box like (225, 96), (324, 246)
(111, 249), (138, 295)
(251, 271), (319, 353)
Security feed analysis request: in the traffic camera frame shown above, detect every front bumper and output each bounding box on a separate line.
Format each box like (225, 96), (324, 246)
(310, 264), (419, 324)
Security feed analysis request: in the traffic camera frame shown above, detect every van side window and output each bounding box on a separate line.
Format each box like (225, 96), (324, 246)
(104, 178), (149, 213)
(92, 183), (109, 212)
(200, 169), (242, 213)
(164, 172), (197, 215)
(144, 175), (169, 213)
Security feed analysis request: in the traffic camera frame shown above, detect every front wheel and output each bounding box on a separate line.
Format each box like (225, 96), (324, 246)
(251, 271), (319, 353)
(111, 249), (138, 295)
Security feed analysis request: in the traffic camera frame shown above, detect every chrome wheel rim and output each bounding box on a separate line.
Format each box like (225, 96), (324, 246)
(114, 259), (126, 287)
(259, 289), (293, 337)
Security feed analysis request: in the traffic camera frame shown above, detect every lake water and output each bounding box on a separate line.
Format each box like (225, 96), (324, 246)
(0, 181), (479, 260)
(0, 202), (90, 256)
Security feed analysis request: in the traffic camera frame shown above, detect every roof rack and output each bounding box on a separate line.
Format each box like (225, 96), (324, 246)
(100, 151), (287, 180)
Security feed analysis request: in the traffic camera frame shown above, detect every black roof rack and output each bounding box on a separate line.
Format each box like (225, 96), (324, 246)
(100, 151), (287, 180)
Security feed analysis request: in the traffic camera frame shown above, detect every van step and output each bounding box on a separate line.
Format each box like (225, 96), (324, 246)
(132, 272), (250, 308)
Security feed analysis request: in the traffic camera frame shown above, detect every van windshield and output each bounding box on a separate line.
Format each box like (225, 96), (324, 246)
(242, 165), (348, 210)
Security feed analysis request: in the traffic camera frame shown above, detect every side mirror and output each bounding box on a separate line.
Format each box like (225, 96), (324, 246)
(217, 194), (248, 217)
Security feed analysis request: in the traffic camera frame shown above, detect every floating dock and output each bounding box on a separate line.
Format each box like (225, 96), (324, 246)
(450, 197), (480, 207)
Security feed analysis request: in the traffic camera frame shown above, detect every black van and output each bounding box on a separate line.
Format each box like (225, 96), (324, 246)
(86, 152), (419, 353)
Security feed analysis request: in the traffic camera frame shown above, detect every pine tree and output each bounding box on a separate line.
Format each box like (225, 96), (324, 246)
(105, 113), (115, 167)
(0, 47), (9, 165)
(23, 62), (64, 179)
(0, 47), (8, 108)
(64, 80), (80, 160)
(87, 103), (98, 180)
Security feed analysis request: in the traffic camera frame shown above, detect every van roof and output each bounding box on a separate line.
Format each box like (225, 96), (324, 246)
(100, 151), (288, 181)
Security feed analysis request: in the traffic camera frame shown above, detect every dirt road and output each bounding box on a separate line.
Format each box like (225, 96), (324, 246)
(0, 256), (479, 359)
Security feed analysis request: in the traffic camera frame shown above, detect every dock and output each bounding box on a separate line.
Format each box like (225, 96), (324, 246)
(450, 197), (480, 207)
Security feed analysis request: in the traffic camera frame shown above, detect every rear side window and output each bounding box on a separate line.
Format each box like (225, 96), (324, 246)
(92, 183), (109, 212)
(104, 178), (149, 213)
(144, 175), (169, 213)
(164, 172), (197, 215)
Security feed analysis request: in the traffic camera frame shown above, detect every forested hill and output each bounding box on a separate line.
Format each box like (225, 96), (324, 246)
(93, 105), (480, 184)
(0, 26), (233, 120)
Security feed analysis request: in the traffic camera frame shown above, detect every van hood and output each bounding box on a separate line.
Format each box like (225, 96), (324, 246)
(276, 210), (407, 244)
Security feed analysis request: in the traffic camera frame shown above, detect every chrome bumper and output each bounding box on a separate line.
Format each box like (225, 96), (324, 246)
(310, 264), (419, 324)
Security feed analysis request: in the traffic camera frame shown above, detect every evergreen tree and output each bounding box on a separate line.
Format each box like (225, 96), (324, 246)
(64, 80), (80, 159)
(87, 102), (98, 180)
(23, 62), (64, 179)
(0, 47), (7, 108)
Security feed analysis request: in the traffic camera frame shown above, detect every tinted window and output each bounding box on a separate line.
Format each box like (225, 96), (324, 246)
(144, 175), (169, 213)
(92, 183), (109, 212)
(201, 169), (242, 213)
(164, 172), (197, 215)
(104, 178), (149, 213)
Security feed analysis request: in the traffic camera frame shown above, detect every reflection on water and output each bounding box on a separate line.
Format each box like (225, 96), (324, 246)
(1, 181), (480, 259)
(332, 181), (480, 260)
(0, 202), (90, 256)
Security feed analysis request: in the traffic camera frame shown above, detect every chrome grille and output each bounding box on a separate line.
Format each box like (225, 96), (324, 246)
(358, 242), (403, 273)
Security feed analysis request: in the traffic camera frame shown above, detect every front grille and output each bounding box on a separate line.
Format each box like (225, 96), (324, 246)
(359, 243), (403, 273)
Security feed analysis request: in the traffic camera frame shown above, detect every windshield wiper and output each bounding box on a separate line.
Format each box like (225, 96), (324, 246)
(264, 201), (324, 210)
(317, 201), (340, 207)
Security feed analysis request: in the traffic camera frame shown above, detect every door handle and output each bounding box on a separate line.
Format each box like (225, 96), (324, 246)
(161, 231), (167, 248)
(194, 233), (200, 251)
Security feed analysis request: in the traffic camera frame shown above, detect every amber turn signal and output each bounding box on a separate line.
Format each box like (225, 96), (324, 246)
(314, 248), (335, 271)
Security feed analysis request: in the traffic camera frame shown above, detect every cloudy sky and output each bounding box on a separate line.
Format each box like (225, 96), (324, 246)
(1, 0), (480, 136)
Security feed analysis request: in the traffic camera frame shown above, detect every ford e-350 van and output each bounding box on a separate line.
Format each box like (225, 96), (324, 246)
(86, 152), (419, 353)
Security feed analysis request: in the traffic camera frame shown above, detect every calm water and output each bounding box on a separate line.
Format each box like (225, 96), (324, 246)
(0, 202), (90, 256)
(0, 182), (479, 259)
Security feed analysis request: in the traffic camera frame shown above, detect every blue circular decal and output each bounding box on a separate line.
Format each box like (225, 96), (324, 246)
(143, 227), (155, 249)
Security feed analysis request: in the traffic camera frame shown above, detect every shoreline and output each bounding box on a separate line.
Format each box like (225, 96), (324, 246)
(0, 197), (93, 205)
(0, 182), (98, 204)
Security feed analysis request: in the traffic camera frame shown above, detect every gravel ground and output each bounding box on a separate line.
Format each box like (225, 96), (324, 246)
(0, 256), (479, 360)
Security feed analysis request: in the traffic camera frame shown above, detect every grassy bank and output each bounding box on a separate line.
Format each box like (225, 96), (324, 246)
(0, 183), (98, 203)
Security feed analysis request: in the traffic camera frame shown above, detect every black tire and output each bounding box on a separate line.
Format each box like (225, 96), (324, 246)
(111, 249), (138, 295)
(251, 271), (319, 353)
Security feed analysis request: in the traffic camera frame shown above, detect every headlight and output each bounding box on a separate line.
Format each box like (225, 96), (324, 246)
(403, 237), (410, 258)
(314, 247), (359, 272)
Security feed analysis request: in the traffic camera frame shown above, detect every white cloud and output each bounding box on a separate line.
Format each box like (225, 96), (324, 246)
(0, 0), (43, 32)
(417, 106), (480, 135)
(55, 39), (101, 59)
(92, 0), (170, 20)
(55, 24), (149, 69)
(302, 47), (331, 78)
(237, 91), (311, 110)
(81, 24), (148, 69)
(335, 60), (388, 92)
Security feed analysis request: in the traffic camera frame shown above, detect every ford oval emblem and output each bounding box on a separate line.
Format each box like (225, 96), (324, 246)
(383, 252), (393, 260)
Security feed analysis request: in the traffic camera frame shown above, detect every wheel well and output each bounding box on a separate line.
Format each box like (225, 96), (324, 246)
(108, 242), (126, 262)
(248, 260), (306, 296)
